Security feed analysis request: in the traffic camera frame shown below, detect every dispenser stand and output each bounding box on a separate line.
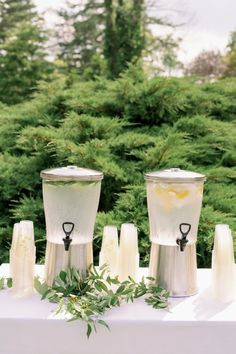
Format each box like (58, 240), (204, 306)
(149, 243), (197, 297)
(44, 241), (93, 286)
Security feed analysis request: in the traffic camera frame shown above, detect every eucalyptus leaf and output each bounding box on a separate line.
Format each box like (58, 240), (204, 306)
(7, 278), (12, 288)
(97, 320), (110, 331)
(59, 271), (67, 282)
(0, 278), (4, 289)
(87, 322), (92, 338)
(34, 277), (49, 296)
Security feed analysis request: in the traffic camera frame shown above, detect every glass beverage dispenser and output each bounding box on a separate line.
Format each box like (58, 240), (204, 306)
(145, 168), (206, 296)
(41, 166), (103, 285)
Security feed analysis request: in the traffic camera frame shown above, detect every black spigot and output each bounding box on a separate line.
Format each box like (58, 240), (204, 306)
(176, 223), (191, 252)
(62, 222), (74, 251)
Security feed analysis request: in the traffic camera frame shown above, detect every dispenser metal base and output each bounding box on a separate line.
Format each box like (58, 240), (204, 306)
(45, 241), (93, 286)
(149, 243), (197, 297)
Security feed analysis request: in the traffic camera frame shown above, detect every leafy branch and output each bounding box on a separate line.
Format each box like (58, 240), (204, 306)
(34, 265), (169, 338)
(0, 277), (12, 289)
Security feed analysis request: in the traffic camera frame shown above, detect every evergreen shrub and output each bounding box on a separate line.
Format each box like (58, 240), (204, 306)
(0, 69), (235, 267)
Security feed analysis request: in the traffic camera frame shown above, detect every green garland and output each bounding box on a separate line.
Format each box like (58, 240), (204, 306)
(34, 265), (169, 338)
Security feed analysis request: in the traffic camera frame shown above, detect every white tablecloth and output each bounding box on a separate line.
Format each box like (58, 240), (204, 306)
(0, 264), (236, 354)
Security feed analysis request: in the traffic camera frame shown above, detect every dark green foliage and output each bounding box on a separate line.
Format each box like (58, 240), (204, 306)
(0, 70), (235, 268)
(57, 0), (180, 78)
(0, 0), (36, 43)
(175, 115), (236, 166)
(224, 30), (236, 77)
(0, 0), (53, 104)
(57, 0), (105, 76)
(104, 0), (145, 78)
(115, 76), (188, 124)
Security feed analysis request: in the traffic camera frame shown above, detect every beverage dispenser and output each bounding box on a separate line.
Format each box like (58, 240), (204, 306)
(41, 166), (103, 285)
(145, 168), (206, 296)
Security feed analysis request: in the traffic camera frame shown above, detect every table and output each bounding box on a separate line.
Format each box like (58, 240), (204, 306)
(0, 264), (236, 354)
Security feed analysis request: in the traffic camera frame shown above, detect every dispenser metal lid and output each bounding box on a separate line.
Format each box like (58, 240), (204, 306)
(41, 165), (103, 181)
(145, 168), (206, 183)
